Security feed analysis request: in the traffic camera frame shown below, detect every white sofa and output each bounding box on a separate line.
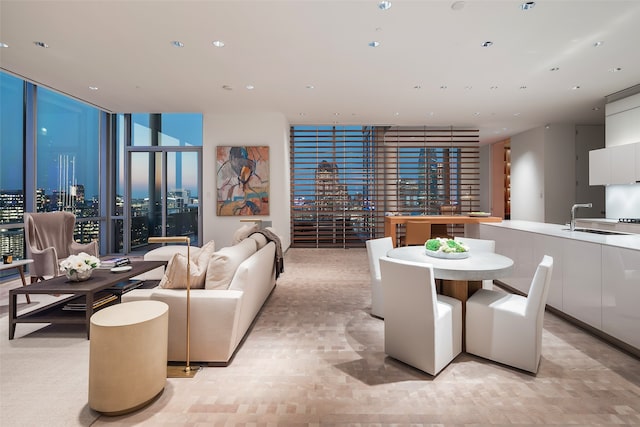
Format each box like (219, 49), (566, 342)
(124, 235), (277, 365)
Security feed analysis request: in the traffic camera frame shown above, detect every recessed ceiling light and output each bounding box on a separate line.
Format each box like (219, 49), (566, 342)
(0, 42), (8, 48)
(88, 86), (98, 91)
(368, 41), (380, 48)
(212, 40), (225, 48)
(378, 1), (392, 11)
(474, 112), (481, 116)
(593, 41), (603, 47)
(481, 41), (493, 47)
(245, 85), (255, 90)
(222, 85), (233, 90)
(609, 67), (622, 72)
(299, 113), (305, 116)
(34, 41), (48, 48)
(394, 112), (400, 116)
(550, 67), (560, 71)
(520, 2), (535, 10)
(451, 1), (466, 11)
(171, 41), (184, 48)
(306, 85), (315, 89)
(464, 86), (473, 90)
(513, 112), (521, 116)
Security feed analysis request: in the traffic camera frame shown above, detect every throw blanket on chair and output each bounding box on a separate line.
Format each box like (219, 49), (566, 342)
(251, 229), (284, 279)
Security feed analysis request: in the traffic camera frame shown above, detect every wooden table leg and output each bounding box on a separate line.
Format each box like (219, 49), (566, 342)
(17, 266), (31, 304)
(441, 279), (469, 351)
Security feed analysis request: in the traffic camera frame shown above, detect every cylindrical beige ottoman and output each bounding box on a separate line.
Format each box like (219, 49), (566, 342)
(89, 300), (169, 415)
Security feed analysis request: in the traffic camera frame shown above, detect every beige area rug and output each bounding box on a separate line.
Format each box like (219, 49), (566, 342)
(1, 248), (640, 426)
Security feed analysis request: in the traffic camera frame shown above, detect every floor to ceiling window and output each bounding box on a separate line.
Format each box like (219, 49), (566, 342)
(35, 87), (101, 245)
(115, 113), (202, 253)
(0, 73), (25, 276)
(290, 125), (480, 248)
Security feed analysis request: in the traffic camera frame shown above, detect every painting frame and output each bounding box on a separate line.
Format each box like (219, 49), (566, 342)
(216, 145), (270, 216)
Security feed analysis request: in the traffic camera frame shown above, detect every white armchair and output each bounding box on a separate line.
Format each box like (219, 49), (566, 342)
(379, 256), (462, 376)
(365, 237), (393, 318)
(465, 255), (554, 374)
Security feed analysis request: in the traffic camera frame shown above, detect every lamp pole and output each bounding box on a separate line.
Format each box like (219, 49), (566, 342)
(148, 236), (199, 378)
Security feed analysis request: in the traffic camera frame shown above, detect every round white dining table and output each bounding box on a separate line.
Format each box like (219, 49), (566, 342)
(386, 246), (514, 281)
(386, 245), (514, 351)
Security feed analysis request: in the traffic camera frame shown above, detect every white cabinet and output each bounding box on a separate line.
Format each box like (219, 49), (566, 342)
(533, 234), (564, 310)
(610, 144), (636, 184)
(479, 226), (533, 294)
(589, 148), (610, 185)
(562, 240), (602, 329)
(601, 246), (640, 350)
(590, 142), (640, 185)
(636, 144), (640, 182)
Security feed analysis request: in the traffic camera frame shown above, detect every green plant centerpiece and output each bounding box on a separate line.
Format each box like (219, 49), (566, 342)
(425, 238), (469, 259)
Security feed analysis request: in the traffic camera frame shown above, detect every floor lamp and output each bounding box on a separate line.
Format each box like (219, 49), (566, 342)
(148, 236), (200, 378)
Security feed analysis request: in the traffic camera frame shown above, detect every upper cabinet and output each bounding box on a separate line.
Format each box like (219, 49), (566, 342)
(589, 147), (611, 185)
(636, 144), (640, 182)
(590, 142), (640, 185)
(611, 144), (636, 184)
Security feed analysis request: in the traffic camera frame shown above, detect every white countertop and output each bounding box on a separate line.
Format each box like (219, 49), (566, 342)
(481, 220), (640, 251)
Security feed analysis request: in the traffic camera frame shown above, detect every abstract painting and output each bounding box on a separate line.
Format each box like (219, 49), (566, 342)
(216, 146), (269, 216)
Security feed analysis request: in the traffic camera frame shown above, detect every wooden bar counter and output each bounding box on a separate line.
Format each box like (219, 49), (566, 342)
(384, 215), (502, 247)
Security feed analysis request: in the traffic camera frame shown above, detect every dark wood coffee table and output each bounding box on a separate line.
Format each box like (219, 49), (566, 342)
(8, 261), (166, 339)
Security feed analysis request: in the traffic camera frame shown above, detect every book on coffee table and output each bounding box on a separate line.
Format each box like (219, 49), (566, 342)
(106, 279), (143, 293)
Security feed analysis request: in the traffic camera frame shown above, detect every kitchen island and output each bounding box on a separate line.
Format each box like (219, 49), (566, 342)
(475, 220), (640, 358)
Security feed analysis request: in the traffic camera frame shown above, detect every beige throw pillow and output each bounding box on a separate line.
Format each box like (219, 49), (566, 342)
(157, 240), (215, 289)
(232, 223), (259, 245)
(205, 238), (257, 290)
(248, 232), (268, 249)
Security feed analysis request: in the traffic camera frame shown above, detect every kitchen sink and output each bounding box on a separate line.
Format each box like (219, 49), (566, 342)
(563, 228), (629, 235)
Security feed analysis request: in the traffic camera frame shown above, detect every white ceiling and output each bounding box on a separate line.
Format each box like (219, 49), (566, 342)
(2, 0), (640, 144)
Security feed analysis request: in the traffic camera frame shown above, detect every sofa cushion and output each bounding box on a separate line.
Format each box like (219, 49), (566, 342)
(157, 240), (216, 289)
(248, 232), (268, 249)
(205, 238), (257, 290)
(232, 223), (259, 245)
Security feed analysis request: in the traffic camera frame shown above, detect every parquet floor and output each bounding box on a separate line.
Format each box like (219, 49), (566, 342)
(1, 248), (639, 426)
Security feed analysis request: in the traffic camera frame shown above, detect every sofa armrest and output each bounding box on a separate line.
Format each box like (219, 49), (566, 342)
(150, 289), (244, 363)
(121, 288), (156, 303)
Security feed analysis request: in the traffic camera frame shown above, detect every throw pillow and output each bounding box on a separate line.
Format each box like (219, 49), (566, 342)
(248, 232), (268, 249)
(158, 252), (207, 289)
(157, 240), (215, 290)
(232, 223), (259, 245)
(205, 238), (257, 290)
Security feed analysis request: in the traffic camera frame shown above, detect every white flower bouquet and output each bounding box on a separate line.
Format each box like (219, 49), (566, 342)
(60, 252), (101, 281)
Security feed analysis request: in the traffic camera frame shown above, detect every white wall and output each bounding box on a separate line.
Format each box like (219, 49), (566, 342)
(511, 127), (545, 222)
(543, 124), (576, 225)
(510, 124), (578, 224)
(575, 125), (605, 217)
(479, 144), (491, 213)
(202, 112), (291, 250)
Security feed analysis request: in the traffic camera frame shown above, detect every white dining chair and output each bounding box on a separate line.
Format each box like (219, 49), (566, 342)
(365, 237), (394, 318)
(465, 255), (554, 374)
(379, 256), (462, 376)
(454, 236), (496, 289)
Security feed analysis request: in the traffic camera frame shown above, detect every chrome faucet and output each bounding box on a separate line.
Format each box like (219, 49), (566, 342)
(570, 203), (592, 231)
